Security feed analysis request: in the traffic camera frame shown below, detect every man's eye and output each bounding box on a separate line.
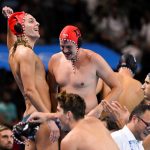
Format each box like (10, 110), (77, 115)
(66, 46), (71, 49)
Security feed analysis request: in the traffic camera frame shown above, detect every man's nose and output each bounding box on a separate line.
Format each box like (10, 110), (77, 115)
(141, 83), (145, 90)
(63, 48), (69, 53)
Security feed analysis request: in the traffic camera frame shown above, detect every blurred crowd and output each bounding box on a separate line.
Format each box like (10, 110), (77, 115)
(0, 0), (150, 125)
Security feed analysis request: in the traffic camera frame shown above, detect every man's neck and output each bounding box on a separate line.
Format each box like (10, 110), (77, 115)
(127, 123), (140, 141)
(23, 35), (37, 49)
(119, 67), (134, 77)
(69, 119), (82, 130)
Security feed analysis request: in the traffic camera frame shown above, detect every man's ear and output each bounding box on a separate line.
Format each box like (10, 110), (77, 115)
(132, 115), (138, 123)
(66, 111), (73, 120)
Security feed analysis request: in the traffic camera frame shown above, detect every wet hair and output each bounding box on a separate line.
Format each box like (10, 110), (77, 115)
(102, 116), (120, 131)
(12, 37), (32, 55)
(0, 124), (9, 132)
(57, 91), (86, 120)
(129, 104), (150, 122)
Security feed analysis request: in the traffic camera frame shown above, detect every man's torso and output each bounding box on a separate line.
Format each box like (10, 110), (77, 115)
(9, 45), (50, 115)
(51, 50), (99, 114)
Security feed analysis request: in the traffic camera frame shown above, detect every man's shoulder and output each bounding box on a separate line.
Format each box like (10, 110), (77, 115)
(111, 127), (128, 141)
(15, 45), (34, 56)
(111, 126), (130, 141)
(61, 131), (80, 146)
(82, 48), (103, 62)
(12, 47), (36, 64)
(50, 52), (62, 61)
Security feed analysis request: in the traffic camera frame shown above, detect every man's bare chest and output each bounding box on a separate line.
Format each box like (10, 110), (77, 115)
(54, 63), (96, 88)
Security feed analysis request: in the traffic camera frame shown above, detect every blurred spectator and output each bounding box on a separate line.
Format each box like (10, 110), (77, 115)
(140, 10), (150, 51)
(0, 124), (13, 150)
(121, 36), (143, 69)
(0, 91), (17, 123)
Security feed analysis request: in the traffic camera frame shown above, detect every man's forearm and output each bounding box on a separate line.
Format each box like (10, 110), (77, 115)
(87, 104), (103, 118)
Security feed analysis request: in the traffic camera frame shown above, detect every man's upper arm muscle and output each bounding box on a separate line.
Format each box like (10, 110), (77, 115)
(7, 26), (16, 50)
(93, 52), (122, 102)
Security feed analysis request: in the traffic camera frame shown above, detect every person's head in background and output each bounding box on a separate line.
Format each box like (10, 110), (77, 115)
(127, 104), (150, 141)
(142, 73), (150, 101)
(0, 124), (13, 150)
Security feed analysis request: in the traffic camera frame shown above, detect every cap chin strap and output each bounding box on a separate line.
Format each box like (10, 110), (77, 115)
(12, 121), (40, 145)
(119, 64), (134, 76)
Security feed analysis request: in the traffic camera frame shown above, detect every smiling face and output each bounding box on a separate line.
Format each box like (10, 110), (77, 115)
(24, 14), (40, 39)
(142, 74), (150, 100)
(60, 40), (78, 60)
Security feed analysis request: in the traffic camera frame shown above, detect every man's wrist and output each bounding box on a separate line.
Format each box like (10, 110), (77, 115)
(95, 104), (103, 118)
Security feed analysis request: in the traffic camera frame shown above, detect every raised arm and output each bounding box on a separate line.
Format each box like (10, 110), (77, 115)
(2, 6), (16, 50)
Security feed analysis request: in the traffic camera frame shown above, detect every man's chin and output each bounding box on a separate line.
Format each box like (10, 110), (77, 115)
(61, 126), (70, 132)
(65, 56), (72, 60)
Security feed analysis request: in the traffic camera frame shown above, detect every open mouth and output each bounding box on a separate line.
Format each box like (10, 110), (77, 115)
(34, 28), (39, 32)
(64, 52), (72, 57)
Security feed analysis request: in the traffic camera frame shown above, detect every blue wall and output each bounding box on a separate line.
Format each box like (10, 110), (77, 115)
(0, 43), (120, 71)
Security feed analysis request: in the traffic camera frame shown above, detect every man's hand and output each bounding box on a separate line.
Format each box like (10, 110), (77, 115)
(48, 120), (60, 143)
(27, 112), (58, 123)
(87, 104), (103, 118)
(101, 100), (130, 128)
(2, 6), (13, 18)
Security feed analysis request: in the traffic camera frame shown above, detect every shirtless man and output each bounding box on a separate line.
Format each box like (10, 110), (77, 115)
(48, 25), (121, 118)
(28, 92), (119, 150)
(2, 6), (58, 150)
(141, 73), (150, 150)
(97, 54), (144, 113)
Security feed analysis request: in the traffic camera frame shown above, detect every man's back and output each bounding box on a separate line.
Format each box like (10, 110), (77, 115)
(100, 72), (144, 112)
(61, 117), (119, 150)
(9, 45), (51, 115)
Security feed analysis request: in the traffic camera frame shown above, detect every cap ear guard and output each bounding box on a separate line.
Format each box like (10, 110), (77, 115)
(14, 22), (23, 34)
(77, 37), (82, 48)
(117, 54), (137, 75)
(8, 12), (25, 35)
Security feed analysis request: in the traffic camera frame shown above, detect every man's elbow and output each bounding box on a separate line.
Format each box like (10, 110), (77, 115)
(24, 88), (36, 100)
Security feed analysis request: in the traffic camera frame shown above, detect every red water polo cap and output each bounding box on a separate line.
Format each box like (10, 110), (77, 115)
(59, 25), (81, 47)
(8, 12), (25, 35)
